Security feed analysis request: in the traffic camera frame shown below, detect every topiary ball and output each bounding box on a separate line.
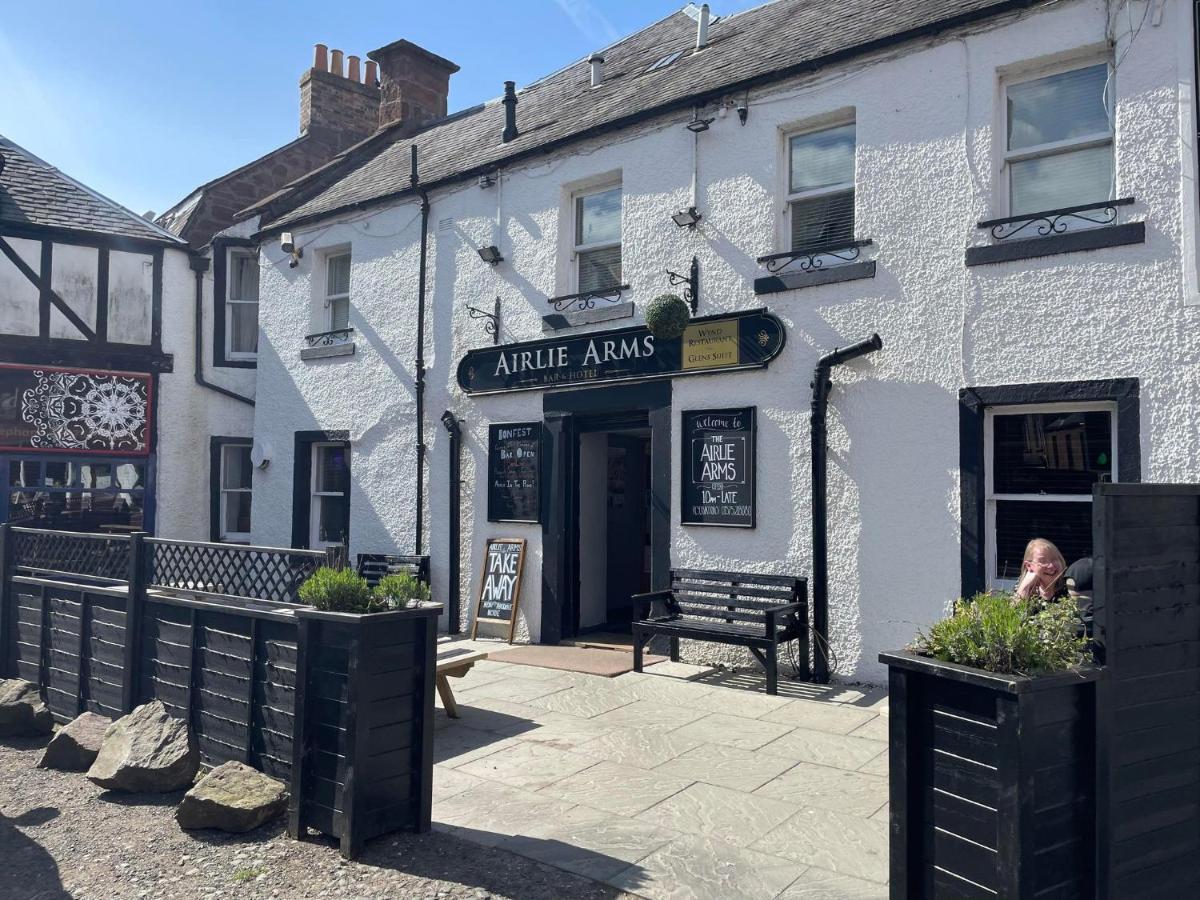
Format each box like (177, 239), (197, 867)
(645, 293), (690, 339)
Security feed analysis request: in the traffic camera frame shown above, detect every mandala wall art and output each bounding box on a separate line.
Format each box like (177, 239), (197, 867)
(0, 364), (151, 454)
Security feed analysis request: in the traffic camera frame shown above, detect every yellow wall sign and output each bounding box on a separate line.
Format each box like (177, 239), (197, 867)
(682, 320), (740, 371)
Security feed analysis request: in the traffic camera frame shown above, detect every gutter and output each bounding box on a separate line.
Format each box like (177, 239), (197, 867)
(254, 0), (1043, 238)
(190, 255), (255, 407)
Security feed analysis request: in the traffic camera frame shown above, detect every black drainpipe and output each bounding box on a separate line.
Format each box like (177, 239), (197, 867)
(413, 146), (429, 556)
(440, 410), (462, 634)
(811, 333), (882, 684)
(190, 255), (254, 407)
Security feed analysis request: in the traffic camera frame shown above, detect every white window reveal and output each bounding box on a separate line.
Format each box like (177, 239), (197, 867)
(1005, 63), (1114, 217)
(984, 403), (1116, 589)
(324, 252), (351, 332)
(227, 250), (259, 359)
(787, 121), (856, 251)
(310, 442), (349, 549)
(219, 443), (253, 542)
(574, 186), (622, 293)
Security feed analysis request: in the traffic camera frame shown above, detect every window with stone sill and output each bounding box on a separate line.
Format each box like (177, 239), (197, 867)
(573, 185), (622, 294)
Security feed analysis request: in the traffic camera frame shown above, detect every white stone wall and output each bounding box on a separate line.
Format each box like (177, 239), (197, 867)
(253, 0), (1200, 682)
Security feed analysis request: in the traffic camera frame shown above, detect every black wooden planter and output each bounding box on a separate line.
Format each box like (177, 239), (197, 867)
(288, 603), (441, 858)
(881, 650), (1101, 898)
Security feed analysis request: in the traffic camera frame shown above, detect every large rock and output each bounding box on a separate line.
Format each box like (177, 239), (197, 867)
(0, 679), (52, 737)
(38, 711), (111, 770)
(87, 700), (198, 792)
(175, 761), (289, 833)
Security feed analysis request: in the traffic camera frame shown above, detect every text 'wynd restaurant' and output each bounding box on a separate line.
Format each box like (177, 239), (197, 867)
(243, 0), (1200, 684)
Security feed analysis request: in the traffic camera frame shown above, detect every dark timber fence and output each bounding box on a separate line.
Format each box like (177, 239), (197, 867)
(1092, 484), (1200, 899)
(0, 524), (440, 857)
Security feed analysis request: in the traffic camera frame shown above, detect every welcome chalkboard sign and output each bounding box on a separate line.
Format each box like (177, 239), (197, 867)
(681, 407), (757, 527)
(471, 538), (526, 641)
(487, 423), (541, 523)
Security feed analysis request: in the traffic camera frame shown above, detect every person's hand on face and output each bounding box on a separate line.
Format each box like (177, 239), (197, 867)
(1015, 566), (1039, 598)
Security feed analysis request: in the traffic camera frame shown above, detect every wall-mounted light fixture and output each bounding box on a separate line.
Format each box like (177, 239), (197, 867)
(685, 113), (715, 133)
(476, 245), (503, 266)
(672, 206), (702, 229)
(736, 99), (748, 125)
(478, 172), (497, 189)
(280, 231), (304, 268)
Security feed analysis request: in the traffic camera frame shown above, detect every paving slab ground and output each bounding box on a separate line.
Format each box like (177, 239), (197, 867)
(435, 640), (890, 900)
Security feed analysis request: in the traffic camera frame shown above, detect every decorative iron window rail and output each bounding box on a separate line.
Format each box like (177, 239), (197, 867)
(546, 284), (630, 313)
(757, 240), (872, 275)
(978, 198), (1134, 241)
(303, 327), (355, 347)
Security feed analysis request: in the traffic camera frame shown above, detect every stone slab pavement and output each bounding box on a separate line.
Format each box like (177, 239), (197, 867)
(431, 640), (890, 900)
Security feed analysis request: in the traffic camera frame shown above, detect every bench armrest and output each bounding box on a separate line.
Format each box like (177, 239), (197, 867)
(764, 600), (804, 635)
(632, 589), (674, 619)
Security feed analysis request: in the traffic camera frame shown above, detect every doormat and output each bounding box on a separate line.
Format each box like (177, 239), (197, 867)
(490, 645), (666, 677)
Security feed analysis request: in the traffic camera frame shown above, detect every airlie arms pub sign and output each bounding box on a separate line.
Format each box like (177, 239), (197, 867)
(457, 309), (785, 394)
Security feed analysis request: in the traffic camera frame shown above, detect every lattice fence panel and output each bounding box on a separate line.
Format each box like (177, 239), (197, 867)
(12, 528), (131, 580)
(145, 540), (324, 605)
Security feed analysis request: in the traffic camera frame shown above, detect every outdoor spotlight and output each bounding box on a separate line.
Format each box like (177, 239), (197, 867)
(672, 206), (702, 229)
(685, 116), (714, 133)
(280, 232), (295, 254)
(477, 245), (503, 265)
(736, 101), (748, 125)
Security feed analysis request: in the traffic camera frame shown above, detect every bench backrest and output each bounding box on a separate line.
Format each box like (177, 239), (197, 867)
(356, 553), (431, 587)
(667, 568), (806, 625)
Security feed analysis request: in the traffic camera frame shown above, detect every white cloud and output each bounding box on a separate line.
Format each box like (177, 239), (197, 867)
(552, 0), (620, 46)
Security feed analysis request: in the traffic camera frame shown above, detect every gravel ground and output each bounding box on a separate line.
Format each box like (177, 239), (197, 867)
(0, 736), (636, 900)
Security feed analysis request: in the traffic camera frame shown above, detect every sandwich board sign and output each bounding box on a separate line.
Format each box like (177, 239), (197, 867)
(471, 537), (527, 641)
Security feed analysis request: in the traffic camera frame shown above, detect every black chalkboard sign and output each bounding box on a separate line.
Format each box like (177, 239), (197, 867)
(488, 423), (541, 523)
(471, 538), (526, 642)
(681, 407), (756, 528)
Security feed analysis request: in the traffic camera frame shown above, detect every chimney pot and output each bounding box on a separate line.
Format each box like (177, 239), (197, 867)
(364, 59), (378, 86)
(696, 3), (711, 51)
(589, 52), (605, 89)
(502, 80), (518, 143)
(313, 43), (329, 72)
(330, 48), (344, 76)
(347, 55), (361, 82)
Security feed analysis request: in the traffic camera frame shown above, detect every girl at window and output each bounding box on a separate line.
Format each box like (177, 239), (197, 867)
(1013, 538), (1067, 601)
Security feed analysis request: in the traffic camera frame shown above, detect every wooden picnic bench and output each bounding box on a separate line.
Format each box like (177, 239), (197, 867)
(435, 647), (488, 718)
(632, 568), (808, 694)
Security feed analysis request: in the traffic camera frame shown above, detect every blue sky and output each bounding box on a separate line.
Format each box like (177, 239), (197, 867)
(0, 1), (765, 218)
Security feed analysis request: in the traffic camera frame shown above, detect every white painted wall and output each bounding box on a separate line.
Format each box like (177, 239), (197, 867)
(253, 0), (1200, 682)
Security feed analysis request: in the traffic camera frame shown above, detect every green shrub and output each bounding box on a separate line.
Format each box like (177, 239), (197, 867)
(297, 566), (373, 613)
(644, 293), (690, 339)
(374, 572), (431, 609)
(912, 593), (1087, 675)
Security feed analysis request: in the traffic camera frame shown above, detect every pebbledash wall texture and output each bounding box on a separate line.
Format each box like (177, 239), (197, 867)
(251, 0), (1200, 682)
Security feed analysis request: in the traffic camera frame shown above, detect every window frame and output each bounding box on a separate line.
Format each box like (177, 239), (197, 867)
(571, 183), (622, 293)
(784, 118), (856, 253)
(217, 442), (253, 543)
(1001, 58), (1115, 218)
(224, 249), (259, 361)
(322, 250), (352, 332)
(983, 400), (1118, 590)
(4, 454), (148, 530)
(309, 441), (349, 550)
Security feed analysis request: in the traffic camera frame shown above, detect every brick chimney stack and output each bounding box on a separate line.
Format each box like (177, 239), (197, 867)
(368, 39), (460, 130)
(299, 43), (380, 146)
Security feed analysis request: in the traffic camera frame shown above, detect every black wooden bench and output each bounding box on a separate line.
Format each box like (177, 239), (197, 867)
(356, 553), (431, 587)
(631, 568), (808, 693)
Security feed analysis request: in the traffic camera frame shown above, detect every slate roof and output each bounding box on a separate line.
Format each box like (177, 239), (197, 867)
(256, 0), (1041, 232)
(0, 135), (184, 245)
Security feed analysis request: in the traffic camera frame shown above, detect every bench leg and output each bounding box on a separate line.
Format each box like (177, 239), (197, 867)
(669, 636), (680, 663)
(633, 628), (645, 673)
(436, 674), (459, 718)
(766, 644), (778, 695)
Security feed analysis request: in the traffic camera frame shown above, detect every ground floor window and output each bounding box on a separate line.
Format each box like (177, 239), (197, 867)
(310, 442), (349, 549)
(985, 403), (1115, 587)
(4, 455), (147, 532)
(219, 443), (252, 542)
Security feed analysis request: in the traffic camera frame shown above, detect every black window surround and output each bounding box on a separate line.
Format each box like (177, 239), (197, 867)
(754, 239), (875, 295)
(209, 435), (252, 543)
(211, 237), (258, 369)
(291, 430), (350, 549)
(959, 378), (1140, 599)
(966, 198), (1144, 266)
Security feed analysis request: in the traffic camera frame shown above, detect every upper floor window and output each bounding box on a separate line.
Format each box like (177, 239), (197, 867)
(787, 121), (855, 250)
(227, 250), (259, 359)
(574, 185), (622, 293)
(324, 251), (351, 331)
(1005, 63), (1113, 216)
